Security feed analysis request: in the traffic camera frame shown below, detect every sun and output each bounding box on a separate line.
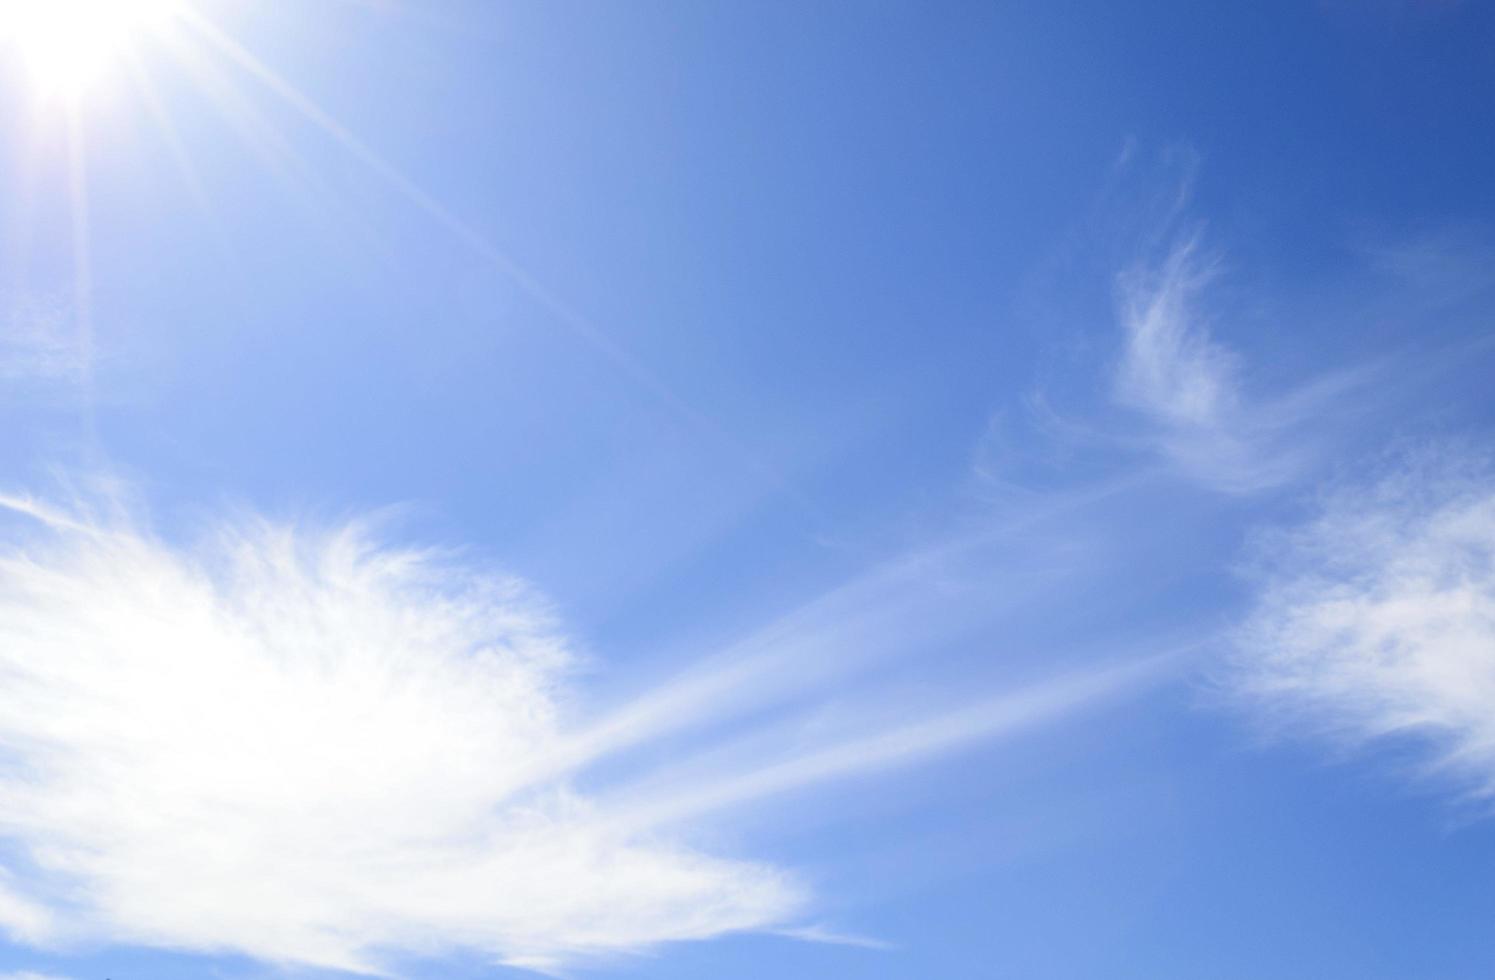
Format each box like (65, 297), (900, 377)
(0, 0), (185, 99)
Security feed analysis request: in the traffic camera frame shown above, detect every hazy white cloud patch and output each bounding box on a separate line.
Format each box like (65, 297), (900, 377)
(0, 297), (85, 386)
(0, 492), (1153, 975)
(1233, 447), (1495, 801)
(0, 878), (55, 947)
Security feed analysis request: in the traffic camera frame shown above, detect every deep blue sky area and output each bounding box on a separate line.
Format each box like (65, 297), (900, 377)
(1, 2), (1494, 978)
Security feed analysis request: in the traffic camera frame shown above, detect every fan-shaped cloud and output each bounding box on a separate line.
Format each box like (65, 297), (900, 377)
(0, 498), (799, 974)
(1233, 449), (1495, 799)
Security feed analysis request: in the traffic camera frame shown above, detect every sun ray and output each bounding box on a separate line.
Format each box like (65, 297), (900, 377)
(123, 47), (214, 219)
(156, 29), (325, 200)
(64, 107), (97, 449)
(176, 8), (810, 508)
(1, 129), (44, 303)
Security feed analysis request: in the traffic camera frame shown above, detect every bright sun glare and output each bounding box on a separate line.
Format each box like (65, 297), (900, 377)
(0, 0), (183, 98)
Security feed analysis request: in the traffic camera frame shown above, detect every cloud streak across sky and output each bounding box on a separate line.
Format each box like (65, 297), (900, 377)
(0, 494), (1155, 975)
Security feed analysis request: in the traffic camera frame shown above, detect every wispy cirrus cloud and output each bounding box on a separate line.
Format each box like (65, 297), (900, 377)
(1005, 149), (1375, 497)
(1110, 226), (1276, 487)
(1110, 228), (1361, 493)
(1232, 446), (1495, 801)
(0, 492), (1156, 976)
(1114, 231), (1241, 432)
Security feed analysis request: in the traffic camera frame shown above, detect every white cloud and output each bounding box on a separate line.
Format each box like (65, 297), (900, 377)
(1112, 232), (1290, 491)
(1233, 448), (1495, 799)
(0, 494), (1152, 975)
(0, 497), (797, 974)
(0, 972), (75, 980)
(1111, 231), (1364, 492)
(1115, 232), (1240, 431)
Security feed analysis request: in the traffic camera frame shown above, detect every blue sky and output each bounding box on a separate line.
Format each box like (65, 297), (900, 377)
(1, 1), (1495, 977)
